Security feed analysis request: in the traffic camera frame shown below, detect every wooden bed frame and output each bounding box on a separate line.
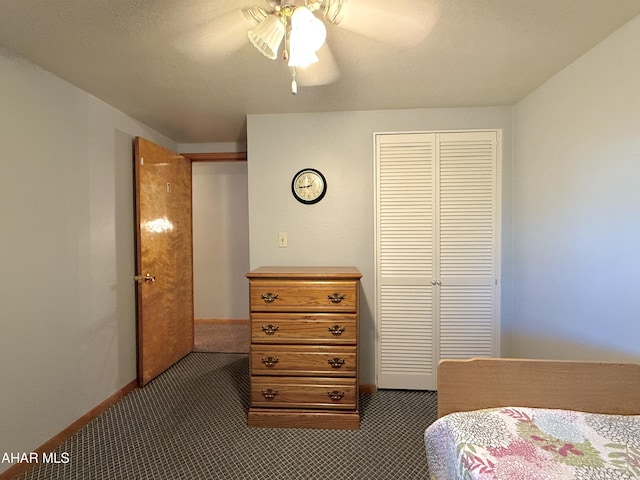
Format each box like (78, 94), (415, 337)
(437, 357), (640, 418)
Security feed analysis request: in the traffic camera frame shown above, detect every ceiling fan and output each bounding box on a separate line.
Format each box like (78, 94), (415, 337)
(242, 1), (346, 94)
(178, 0), (440, 94)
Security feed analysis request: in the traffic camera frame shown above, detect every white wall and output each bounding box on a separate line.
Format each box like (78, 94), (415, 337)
(509, 15), (640, 362)
(191, 161), (250, 319)
(0, 47), (176, 473)
(247, 107), (512, 385)
(179, 142), (250, 320)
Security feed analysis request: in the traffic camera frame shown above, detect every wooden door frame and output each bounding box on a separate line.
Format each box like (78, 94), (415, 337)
(181, 152), (247, 163)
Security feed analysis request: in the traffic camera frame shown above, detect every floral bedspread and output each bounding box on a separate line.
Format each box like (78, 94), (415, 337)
(424, 407), (640, 479)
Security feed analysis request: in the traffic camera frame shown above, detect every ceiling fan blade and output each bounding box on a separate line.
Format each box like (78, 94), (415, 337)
(174, 9), (256, 61)
(335, 0), (441, 48)
(295, 43), (341, 86)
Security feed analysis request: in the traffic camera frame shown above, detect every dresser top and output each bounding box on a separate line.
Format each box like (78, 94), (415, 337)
(246, 266), (362, 279)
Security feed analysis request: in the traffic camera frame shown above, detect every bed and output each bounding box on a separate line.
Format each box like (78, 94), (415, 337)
(424, 358), (640, 479)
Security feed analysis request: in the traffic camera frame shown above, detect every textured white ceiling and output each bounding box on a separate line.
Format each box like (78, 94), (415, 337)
(1, 0), (639, 143)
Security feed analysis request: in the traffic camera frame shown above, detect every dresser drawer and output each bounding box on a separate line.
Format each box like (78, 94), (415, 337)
(251, 377), (357, 410)
(251, 313), (357, 345)
(251, 345), (356, 376)
(250, 280), (358, 312)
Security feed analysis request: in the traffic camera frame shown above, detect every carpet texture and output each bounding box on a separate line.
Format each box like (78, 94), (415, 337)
(17, 353), (437, 479)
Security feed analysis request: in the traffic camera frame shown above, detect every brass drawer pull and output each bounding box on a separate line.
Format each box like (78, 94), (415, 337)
(261, 389), (279, 400)
(261, 324), (279, 335)
(261, 292), (279, 303)
(328, 293), (346, 303)
(327, 390), (345, 401)
(328, 325), (345, 336)
(261, 356), (279, 368)
(328, 357), (345, 368)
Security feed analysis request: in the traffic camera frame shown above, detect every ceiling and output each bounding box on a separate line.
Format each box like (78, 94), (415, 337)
(1, 1), (639, 144)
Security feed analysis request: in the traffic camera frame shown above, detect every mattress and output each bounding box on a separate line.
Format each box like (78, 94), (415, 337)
(424, 406), (640, 479)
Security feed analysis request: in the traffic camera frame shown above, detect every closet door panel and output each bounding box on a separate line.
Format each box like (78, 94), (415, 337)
(439, 284), (494, 358)
(438, 132), (496, 279)
(379, 284), (435, 389)
(438, 132), (498, 359)
(376, 133), (437, 390)
(378, 134), (435, 277)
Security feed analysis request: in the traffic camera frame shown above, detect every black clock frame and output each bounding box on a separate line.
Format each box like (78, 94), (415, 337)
(291, 168), (327, 205)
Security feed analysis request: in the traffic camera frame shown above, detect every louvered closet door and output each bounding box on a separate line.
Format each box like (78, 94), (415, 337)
(375, 130), (500, 391)
(438, 132), (499, 360)
(376, 133), (437, 390)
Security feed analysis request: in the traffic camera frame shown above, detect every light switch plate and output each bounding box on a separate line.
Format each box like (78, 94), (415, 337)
(278, 232), (288, 248)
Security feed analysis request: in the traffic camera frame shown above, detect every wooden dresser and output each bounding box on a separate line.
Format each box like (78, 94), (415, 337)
(246, 266), (362, 429)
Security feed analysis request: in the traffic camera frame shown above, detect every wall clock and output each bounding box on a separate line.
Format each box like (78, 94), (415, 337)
(291, 168), (327, 204)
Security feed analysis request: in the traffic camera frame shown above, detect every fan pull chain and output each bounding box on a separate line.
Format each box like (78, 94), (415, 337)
(291, 67), (298, 95)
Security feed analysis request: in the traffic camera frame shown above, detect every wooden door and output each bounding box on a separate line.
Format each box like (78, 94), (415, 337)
(134, 137), (193, 387)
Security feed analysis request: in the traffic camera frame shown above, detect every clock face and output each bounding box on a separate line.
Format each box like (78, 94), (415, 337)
(291, 168), (327, 204)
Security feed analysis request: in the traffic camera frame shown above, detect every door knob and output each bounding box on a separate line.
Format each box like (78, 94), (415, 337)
(134, 273), (156, 284)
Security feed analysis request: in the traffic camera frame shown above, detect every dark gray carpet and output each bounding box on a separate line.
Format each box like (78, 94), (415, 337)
(17, 353), (437, 479)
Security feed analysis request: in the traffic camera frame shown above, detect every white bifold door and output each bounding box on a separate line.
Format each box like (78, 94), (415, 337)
(375, 130), (501, 390)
